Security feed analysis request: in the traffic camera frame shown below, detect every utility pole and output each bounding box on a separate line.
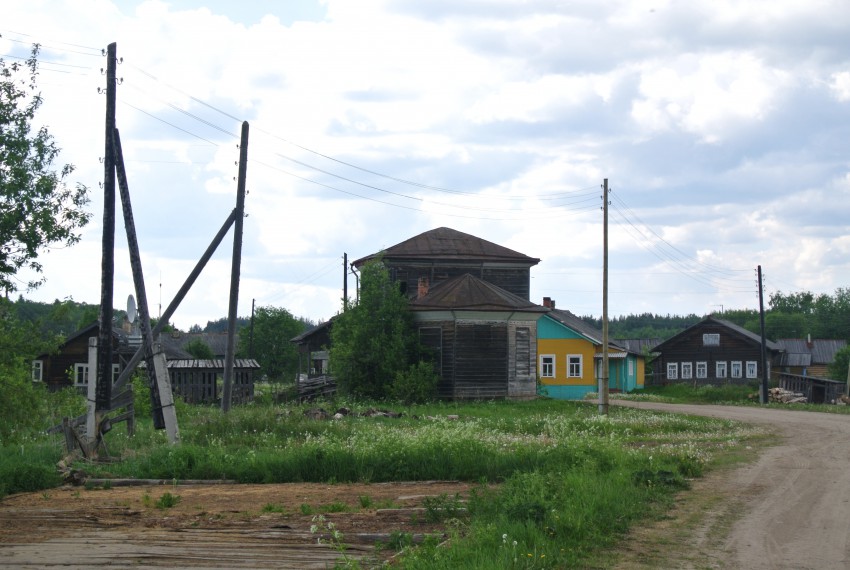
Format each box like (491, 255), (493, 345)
(343, 252), (348, 311)
(599, 178), (610, 415)
(757, 265), (768, 404)
(91, 42), (118, 441)
(222, 121), (249, 412)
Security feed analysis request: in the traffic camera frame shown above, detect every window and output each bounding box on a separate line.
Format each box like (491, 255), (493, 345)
(628, 359), (634, 376)
(703, 333), (720, 346)
(696, 361), (707, 379)
(681, 362), (693, 379)
(716, 361), (727, 378)
(667, 362), (678, 380)
(540, 355), (555, 378)
(731, 361), (742, 378)
(74, 363), (89, 387)
(74, 363), (120, 387)
(567, 354), (582, 378)
(746, 361), (758, 378)
(32, 360), (43, 382)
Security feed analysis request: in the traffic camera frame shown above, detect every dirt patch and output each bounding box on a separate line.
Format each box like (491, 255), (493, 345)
(0, 480), (475, 568)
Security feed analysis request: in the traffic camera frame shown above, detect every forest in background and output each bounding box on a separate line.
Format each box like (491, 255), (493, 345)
(10, 287), (850, 345)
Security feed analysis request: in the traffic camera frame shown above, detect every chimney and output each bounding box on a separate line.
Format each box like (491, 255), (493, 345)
(417, 277), (429, 299)
(543, 297), (555, 308)
(807, 333), (813, 349)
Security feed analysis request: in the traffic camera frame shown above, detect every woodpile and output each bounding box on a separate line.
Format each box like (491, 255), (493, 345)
(768, 387), (808, 404)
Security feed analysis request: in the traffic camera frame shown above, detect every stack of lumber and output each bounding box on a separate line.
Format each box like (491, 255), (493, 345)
(768, 387), (808, 404)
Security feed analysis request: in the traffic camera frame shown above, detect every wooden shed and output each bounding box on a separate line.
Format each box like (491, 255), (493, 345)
(168, 358), (260, 404)
(352, 227), (540, 301)
(410, 273), (548, 400)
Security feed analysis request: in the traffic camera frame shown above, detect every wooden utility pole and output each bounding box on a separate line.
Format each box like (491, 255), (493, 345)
(599, 178), (610, 415)
(114, 129), (179, 442)
(757, 265), (769, 404)
(343, 252), (348, 311)
(222, 121), (249, 412)
(96, 42), (117, 415)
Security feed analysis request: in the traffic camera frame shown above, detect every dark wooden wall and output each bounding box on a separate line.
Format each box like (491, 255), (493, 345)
(391, 262), (532, 300)
(656, 321), (777, 383)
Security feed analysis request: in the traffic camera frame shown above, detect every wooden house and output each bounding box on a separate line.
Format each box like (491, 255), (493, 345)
(650, 316), (783, 385)
(352, 227), (540, 301)
(32, 322), (134, 391)
(34, 323), (259, 404)
(410, 273), (548, 399)
(775, 338), (847, 378)
(537, 302), (645, 399)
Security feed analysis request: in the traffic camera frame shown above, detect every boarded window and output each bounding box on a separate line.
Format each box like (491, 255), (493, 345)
(418, 327), (442, 371)
(515, 327), (530, 377)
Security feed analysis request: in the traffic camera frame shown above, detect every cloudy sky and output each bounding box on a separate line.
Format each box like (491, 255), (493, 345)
(3, 0), (849, 329)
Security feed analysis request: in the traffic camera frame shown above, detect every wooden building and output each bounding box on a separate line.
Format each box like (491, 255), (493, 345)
(538, 302), (645, 399)
(775, 338), (847, 378)
(352, 227), (540, 301)
(410, 273), (548, 399)
(34, 323), (259, 404)
(650, 316), (783, 385)
(32, 322), (134, 391)
(168, 358), (260, 404)
(291, 320), (333, 380)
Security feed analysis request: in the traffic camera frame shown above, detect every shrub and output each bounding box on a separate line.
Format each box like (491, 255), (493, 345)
(391, 361), (439, 404)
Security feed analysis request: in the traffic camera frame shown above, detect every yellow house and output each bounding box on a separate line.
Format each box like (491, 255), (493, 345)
(537, 307), (645, 399)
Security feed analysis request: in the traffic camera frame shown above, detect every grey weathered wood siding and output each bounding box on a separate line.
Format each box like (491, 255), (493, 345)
(392, 263), (532, 301)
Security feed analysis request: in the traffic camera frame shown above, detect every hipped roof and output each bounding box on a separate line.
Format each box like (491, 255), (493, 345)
(410, 273), (548, 313)
(352, 227), (540, 267)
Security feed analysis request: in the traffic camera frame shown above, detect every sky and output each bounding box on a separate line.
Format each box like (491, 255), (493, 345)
(3, 0), (849, 330)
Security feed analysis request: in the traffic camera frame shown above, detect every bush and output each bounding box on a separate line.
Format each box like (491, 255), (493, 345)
(391, 361), (439, 404)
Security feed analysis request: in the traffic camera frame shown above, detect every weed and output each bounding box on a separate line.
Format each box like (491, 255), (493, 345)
(261, 502), (286, 513)
(358, 494), (373, 509)
(155, 492), (181, 509)
(300, 503), (314, 515)
(422, 493), (465, 523)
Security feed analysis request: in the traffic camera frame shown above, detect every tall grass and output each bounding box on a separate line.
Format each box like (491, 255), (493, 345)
(3, 396), (764, 567)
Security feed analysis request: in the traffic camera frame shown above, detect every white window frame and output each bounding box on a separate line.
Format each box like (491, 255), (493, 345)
(567, 354), (582, 378)
(716, 361), (727, 378)
(74, 363), (89, 387)
(703, 333), (720, 346)
(628, 359), (634, 376)
(681, 362), (693, 379)
(74, 363), (120, 387)
(696, 361), (707, 379)
(667, 362), (678, 380)
(746, 361), (758, 378)
(32, 360), (44, 382)
(731, 361), (743, 378)
(540, 355), (555, 378)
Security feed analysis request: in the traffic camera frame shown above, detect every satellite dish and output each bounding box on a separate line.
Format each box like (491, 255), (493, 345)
(127, 294), (137, 323)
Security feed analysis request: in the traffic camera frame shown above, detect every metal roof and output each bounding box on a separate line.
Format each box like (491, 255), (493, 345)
(776, 338), (847, 365)
(410, 273), (548, 313)
(546, 309), (637, 354)
(352, 227), (541, 267)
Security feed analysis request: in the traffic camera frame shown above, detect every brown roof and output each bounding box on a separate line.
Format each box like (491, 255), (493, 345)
(410, 273), (548, 313)
(352, 227), (540, 267)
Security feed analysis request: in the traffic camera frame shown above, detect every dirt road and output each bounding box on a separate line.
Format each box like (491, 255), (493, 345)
(611, 401), (850, 570)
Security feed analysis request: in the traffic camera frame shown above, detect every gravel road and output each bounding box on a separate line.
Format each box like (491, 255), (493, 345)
(613, 401), (850, 569)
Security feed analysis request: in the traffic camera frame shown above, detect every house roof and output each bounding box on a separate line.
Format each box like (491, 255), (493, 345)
(410, 273), (548, 313)
(545, 309), (637, 354)
(352, 227), (541, 267)
(616, 338), (662, 354)
(776, 338), (847, 366)
(652, 315), (782, 353)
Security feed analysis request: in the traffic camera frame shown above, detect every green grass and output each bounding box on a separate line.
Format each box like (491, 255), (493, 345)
(2, 396), (767, 567)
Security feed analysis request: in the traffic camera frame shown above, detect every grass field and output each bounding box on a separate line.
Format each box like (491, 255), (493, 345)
(0, 391), (769, 568)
